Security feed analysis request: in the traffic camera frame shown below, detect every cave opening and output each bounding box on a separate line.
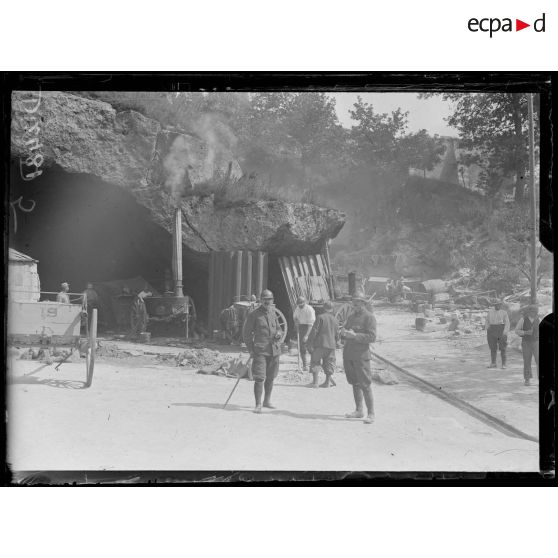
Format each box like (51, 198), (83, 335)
(9, 164), (209, 327)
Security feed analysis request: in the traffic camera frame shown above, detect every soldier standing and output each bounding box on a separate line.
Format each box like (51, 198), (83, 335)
(130, 290), (152, 339)
(293, 296), (316, 370)
(515, 305), (539, 386)
(306, 300), (339, 388)
(242, 289), (283, 414)
(341, 291), (377, 424)
(56, 282), (70, 303)
(485, 299), (510, 369)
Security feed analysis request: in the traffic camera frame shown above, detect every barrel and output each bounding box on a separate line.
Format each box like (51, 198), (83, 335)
(415, 317), (427, 331)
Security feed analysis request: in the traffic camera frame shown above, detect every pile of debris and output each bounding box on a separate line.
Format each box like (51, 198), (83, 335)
(413, 305), (486, 336)
(96, 342), (131, 358)
(175, 348), (232, 369)
(280, 368), (312, 385)
(18, 346), (77, 364)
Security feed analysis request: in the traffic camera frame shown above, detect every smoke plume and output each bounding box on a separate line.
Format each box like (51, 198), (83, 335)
(162, 135), (194, 204)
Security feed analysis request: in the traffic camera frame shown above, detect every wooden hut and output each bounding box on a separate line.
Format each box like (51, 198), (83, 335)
(8, 248), (40, 302)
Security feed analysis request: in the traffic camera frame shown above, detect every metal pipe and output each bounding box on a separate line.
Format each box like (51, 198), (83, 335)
(173, 208), (184, 298)
(348, 271), (356, 297)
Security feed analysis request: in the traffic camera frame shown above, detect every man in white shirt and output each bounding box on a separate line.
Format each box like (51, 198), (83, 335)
(485, 300), (510, 369)
(293, 296), (315, 371)
(56, 282), (70, 304)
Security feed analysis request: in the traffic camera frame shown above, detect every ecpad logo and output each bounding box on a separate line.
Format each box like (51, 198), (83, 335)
(468, 13), (546, 37)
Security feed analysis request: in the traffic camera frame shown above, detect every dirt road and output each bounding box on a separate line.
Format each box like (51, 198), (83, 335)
(373, 306), (539, 438)
(7, 346), (538, 473)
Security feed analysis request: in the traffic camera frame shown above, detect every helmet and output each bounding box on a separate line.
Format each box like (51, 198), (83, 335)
(261, 289), (274, 300)
(297, 296), (306, 305)
(323, 301), (334, 312)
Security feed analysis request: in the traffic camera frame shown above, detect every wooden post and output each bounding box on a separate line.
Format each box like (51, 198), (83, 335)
(208, 252), (214, 333)
(235, 250), (242, 303)
(185, 297), (189, 340)
(528, 93), (538, 305)
(246, 251), (253, 300)
(323, 240), (335, 299)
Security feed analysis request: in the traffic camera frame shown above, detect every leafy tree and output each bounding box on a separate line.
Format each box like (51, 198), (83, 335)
(420, 93), (539, 202)
(398, 130), (446, 177)
(348, 97), (445, 175)
(239, 92), (347, 186)
(348, 96), (409, 171)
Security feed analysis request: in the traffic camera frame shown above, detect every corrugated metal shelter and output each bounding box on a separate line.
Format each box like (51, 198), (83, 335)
(208, 251), (268, 333)
(8, 248), (40, 302)
(278, 253), (333, 309)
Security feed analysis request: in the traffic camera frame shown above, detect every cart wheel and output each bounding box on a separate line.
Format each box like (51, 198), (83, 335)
(85, 309), (97, 387)
(274, 307), (288, 344)
(334, 302), (352, 327)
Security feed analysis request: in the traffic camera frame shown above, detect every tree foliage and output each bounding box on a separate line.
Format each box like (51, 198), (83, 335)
(420, 92), (539, 201)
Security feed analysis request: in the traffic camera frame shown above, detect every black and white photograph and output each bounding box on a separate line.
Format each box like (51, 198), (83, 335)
(3, 75), (554, 479)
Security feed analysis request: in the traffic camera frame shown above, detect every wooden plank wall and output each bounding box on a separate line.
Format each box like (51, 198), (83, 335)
(208, 250), (268, 332)
(278, 253), (333, 311)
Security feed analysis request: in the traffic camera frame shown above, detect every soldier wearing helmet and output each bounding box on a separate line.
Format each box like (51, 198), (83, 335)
(242, 289), (283, 413)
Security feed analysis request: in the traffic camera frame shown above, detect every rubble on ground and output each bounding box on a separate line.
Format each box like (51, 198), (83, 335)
(18, 346), (78, 363)
(371, 368), (399, 385)
(96, 342), (132, 359)
(175, 348), (232, 369)
(279, 368), (312, 384)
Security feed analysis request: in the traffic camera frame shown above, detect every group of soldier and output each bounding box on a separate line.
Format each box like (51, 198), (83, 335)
(485, 299), (540, 386)
(242, 289), (377, 424)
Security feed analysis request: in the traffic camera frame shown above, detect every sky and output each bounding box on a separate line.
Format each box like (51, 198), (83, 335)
(331, 93), (457, 137)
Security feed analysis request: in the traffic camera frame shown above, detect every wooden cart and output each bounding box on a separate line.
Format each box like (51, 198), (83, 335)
(8, 293), (97, 387)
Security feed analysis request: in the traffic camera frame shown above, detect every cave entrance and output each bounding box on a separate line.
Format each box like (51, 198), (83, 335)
(9, 164), (209, 330)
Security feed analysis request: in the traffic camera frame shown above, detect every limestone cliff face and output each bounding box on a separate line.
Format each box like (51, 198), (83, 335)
(11, 91), (344, 254)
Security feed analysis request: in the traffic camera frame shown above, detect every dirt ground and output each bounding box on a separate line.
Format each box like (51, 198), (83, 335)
(7, 326), (539, 472)
(372, 306), (539, 439)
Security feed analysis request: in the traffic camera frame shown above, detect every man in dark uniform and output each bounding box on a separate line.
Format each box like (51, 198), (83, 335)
(307, 300), (339, 388)
(515, 305), (539, 386)
(242, 289), (283, 414)
(341, 291), (377, 424)
(219, 301), (240, 344)
(130, 290), (152, 339)
(82, 282), (99, 329)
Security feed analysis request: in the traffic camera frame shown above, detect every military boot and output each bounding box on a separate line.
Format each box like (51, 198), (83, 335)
(319, 375), (331, 388)
(306, 369), (319, 388)
(253, 382), (263, 413)
(263, 380), (276, 408)
(345, 386), (365, 418)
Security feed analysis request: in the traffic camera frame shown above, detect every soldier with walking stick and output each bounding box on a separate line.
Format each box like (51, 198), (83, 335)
(242, 289), (283, 414)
